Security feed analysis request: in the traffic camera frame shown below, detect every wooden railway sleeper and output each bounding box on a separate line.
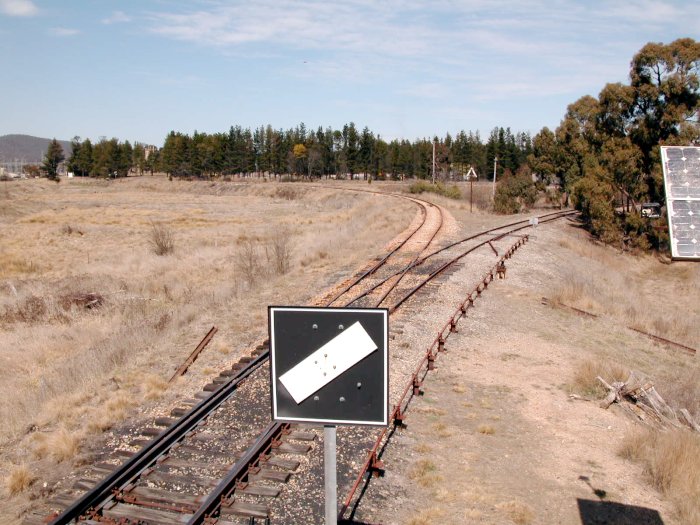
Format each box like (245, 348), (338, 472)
(437, 334), (445, 352)
(117, 489), (198, 514)
(449, 318), (458, 333)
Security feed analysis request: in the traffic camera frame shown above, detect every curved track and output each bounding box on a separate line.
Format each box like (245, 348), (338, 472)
(43, 186), (575, 525)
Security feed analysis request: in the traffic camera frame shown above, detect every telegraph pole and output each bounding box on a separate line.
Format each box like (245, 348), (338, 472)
(432, 139), (436, 184)
(492, 156), (498, 200)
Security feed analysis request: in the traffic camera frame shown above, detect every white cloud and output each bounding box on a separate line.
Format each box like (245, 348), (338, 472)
(0, 0), (38, 17)
(148, 2), (435, 57)
(102, 10), (131, 25)
(50, 27), (80, 37)
(145, 0), (700, 105)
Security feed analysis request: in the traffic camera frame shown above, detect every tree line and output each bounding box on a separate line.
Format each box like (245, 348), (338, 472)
(67, 138), (154, 178)
(66, 124), (532, 182)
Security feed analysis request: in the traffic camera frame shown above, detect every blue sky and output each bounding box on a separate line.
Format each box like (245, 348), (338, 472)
(1, 0), (698, 146)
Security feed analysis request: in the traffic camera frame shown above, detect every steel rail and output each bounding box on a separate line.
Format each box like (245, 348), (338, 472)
(325, 199), (429, 306)
(390, 211), (575, 313)
(326, 192), (450, 307)
(371, 201), (444, 308)
(48, 350), (269, 524)
(345, 210), (575, 307)
(180, 211), (575, 523)
(341, 211), (577, 518)
(186, 422), (288, 524)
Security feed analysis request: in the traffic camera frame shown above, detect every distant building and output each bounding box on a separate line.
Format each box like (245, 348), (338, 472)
(144, 145), (157, 160)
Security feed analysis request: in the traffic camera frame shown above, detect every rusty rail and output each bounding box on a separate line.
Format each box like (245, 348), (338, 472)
(340, 235), (529, 520)
(542, 298), (697, 355)
(169, 326), (218, 382)
(325, 195), (432, 307)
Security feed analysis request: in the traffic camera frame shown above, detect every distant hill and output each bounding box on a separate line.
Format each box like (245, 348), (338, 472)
(0, 134), (73, 164)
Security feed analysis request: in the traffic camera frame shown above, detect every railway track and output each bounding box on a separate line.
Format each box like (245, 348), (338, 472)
(37, 189), (575, 525)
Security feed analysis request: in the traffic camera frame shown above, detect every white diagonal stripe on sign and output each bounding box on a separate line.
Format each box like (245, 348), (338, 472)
(279, 321), (378, 404)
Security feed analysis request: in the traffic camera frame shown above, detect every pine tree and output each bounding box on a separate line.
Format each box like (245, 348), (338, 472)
(43, 139), (65, 181)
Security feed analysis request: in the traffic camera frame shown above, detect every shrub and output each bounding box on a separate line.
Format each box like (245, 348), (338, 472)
(5, 464), (36, 496)
(32, 428), (81, 462)
(276, 186), (298, 200)
(494, 172), (537, 213)
(149, 221), (175, 256)
(268, 232), (292, 275)
(408, 180), (461, 199)
(237, 238), (262, 284)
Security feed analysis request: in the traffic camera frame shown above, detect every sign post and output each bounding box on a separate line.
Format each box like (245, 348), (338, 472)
(324, 425), (337, 524)
(269, 307), (389, 524)
(466, 166), (478, 213)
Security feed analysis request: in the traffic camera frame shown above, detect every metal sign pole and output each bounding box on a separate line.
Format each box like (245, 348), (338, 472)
(470, 179), (473, 213)
(324, 425), (337, 524)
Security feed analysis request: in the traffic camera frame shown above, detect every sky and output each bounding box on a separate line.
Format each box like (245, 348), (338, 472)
(0, 0), (698, 147)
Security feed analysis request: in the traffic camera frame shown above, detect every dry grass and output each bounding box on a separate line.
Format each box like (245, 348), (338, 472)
(548, 270), (603, 313)
(143, 375), (168, 400)
(275, 186), (299, 200)
(87, 393), (135, 433)
(434, 422), (453, 438)
(0, 256), (39, 277)
(414, 443), (432, 454)
(149, 221), (175, 255)
(496, 500), (535, 524)
(477, 424), (496, 435)
(407, 507), (446, 525)
(409, 459), (443, 488)
(414, 406), (447, 416)
(570, 359), (628, 399)
(60, 223), (84, 236)
(31, 428), (82, 463)
(619, 427), (700, 524)
(4, 465), (36, 497)
(550, 236), (699, 347)
(663, 368), (700, 420)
